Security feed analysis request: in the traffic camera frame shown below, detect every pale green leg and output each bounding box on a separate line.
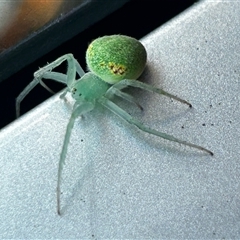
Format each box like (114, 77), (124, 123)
(105, 86), (143, 110)
(99, 96), (213, 156)
(57, 101), (94, 215)
(39, 72), (68, 94)
(16, 77), (40, 118)
(112, 79), (192, 107)
(34, 54), (84, 88)
(16, 54), (85, 118)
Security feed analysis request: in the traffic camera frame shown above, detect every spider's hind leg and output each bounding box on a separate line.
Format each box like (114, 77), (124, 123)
(112, 79), (192, 108)
(105, 85), (143, 111)
(99, 96), (213, 156)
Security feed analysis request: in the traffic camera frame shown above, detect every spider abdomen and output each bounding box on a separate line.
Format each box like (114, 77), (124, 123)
(86, 35), (147, 84)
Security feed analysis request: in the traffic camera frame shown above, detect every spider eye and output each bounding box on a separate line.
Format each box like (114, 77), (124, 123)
(72, 88), (77, 94)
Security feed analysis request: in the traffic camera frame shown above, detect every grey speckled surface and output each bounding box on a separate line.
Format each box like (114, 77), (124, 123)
(0, 0), (240, 238)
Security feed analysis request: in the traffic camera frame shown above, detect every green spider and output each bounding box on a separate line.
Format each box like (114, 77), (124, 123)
(16, 35), (213, 215)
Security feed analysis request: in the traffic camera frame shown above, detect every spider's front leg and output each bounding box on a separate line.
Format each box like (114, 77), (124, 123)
(16, 54), (85, 117)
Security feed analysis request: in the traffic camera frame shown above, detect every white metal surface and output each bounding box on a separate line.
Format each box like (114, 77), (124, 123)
(0, 0), (239, 238)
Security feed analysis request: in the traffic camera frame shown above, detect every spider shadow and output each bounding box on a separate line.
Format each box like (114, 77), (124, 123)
(60, 151), (94, 215)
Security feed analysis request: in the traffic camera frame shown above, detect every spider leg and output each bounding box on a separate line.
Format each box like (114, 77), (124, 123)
(39, 72), (68, 95)
(34, 54), (84, 88)
(99, 96), (213, 156)
(16, 54), (85, 117)
(105, 86), (143, 110)
(112, 79), (192, 108)
(57, 101), (94, 215)
(16, 77), (39, 118)
(17, 72), (70, 112)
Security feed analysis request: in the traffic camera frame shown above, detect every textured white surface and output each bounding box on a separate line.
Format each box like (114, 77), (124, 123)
(1, 0), (240, 238)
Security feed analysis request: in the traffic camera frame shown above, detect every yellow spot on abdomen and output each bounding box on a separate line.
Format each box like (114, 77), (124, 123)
(108, 62), (126, 75)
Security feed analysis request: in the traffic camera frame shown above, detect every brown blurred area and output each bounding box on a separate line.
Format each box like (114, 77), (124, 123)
(0, 0), (63, 52)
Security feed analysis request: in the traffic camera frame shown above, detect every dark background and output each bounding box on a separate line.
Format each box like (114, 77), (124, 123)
(0, 0), (196, 129)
